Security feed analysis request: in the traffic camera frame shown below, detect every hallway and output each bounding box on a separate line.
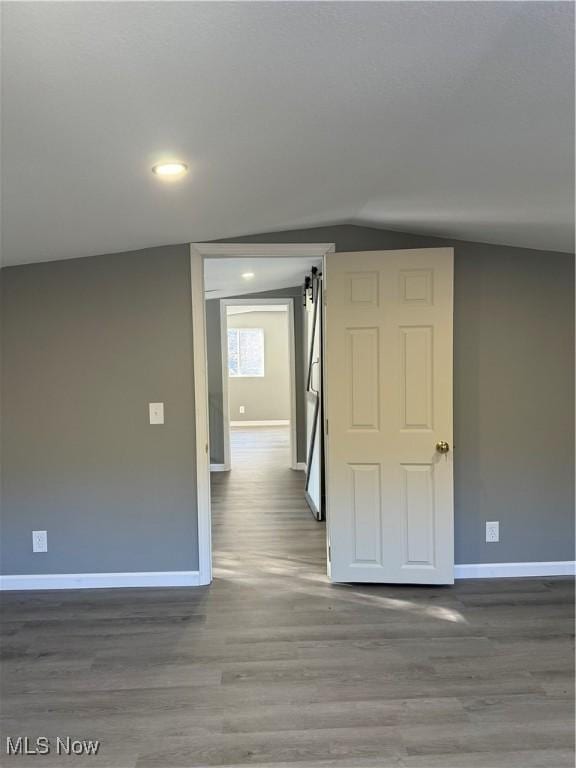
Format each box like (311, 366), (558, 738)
(211, 426), (325, 584)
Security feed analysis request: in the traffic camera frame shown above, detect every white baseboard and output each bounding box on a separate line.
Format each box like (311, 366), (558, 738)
(454, 561), (575, 579)
(230, 420), (290, 427)
(4, 563), (571, 591)
(292, 462), (307, 471)
(0, 571), (201, 591)
(209, 463), (229, 472)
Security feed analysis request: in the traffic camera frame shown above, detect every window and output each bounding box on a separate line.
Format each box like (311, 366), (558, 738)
(228, 328), (265, 377)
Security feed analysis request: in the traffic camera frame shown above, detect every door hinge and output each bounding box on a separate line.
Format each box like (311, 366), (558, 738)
(325, 419), (328, 435)
(323, 290), (327, 306)
(328, 545), (331, 562)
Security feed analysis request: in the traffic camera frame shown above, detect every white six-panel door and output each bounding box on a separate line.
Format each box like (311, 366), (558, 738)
(325, 249), (454, 584)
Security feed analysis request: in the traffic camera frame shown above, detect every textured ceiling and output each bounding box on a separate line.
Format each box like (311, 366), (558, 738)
(1, 2), (573, 267)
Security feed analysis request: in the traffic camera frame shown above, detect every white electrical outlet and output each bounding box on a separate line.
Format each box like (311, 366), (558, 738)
(486, 521), (499, 543)
(149, 402), (164, 425)
(239, 406), (245, 414)
(32, 530), (48, 553)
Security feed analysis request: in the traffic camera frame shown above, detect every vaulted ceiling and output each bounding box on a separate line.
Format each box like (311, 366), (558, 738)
(1, 1), (573, 266)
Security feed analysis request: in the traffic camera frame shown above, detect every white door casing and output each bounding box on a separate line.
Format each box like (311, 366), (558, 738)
(325, 248), (454, 584)
(190, 242), (335, 584)
(219, 298), (298, 471)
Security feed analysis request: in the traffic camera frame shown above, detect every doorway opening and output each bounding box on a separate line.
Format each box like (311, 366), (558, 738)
(192, 243), (334, 585)
(219, 298), (298, 472)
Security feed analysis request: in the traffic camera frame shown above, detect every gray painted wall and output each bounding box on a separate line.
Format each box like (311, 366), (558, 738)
(228, 310), (291, 422)
(205, 299), (226, 466)
(0, 225), (573, 574)
(0, 245), (199, 575)
(207, 286), (307, 465)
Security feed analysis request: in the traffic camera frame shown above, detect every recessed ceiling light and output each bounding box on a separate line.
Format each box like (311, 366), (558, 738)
(242, 272), (255, 280)
(152, 162), (188, 178)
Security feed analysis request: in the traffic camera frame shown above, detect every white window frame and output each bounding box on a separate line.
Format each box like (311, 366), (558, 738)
(227, 327), (265, 378)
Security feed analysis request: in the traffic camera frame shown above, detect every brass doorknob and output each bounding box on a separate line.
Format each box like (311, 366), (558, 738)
(436, 441), (450, 454)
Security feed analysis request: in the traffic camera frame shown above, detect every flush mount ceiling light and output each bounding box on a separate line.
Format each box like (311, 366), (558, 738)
(152, 162), (188, 179)
(242, 272), (255, 280)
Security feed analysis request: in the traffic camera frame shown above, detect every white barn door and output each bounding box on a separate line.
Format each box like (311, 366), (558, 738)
(325, 249), (454, 584)
(305, 272), (324, 520)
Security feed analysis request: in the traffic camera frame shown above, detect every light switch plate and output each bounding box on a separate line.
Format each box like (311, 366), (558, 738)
(32, 530), (48, 553)
(149, 402), (164, 425)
